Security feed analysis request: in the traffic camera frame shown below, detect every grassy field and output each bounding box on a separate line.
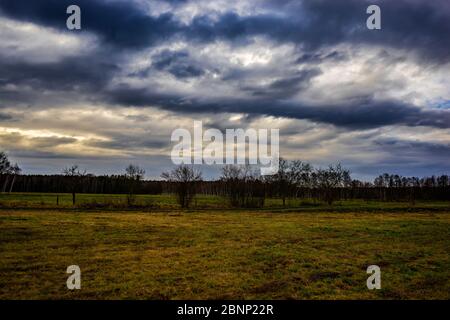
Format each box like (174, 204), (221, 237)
(0, 199), (449, 299)
(1, 192), (450, 212)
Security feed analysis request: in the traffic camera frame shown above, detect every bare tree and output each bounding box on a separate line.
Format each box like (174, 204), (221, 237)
(271, 158), (293, 206)
(270, 159), (315, 205)
(8, 163), (22, 193)
(221, 164), (247, 207)
(288, 160), (314, 199)
(313, 163), (350, 205)
(220, 164), (265, 208)
(63, 165), (86, 205)
(291, 161), (314, 187)
(276, 159), (289, 206)
(161, 165), (202, 208)
(125, 164), (145, 205)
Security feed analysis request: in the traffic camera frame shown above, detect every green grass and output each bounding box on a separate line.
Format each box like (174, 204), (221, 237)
(0, 193), (224, 209)
(0, 207), (449, 299)
(1, 192), (449, 212)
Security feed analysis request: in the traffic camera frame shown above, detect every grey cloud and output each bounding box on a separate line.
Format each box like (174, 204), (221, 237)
(0, 0), (182, 49)
(151, 50), (205, 78)
(241, 68), (321, 98)
(1, 0), (449, 62)
(186, 0), (450, 63)
(107, 85), (450, 130)
(374, 139), (450, 161)
(0, 131), (77, 148)
(86, 134), (169, 151)
(347, 138), (450, 177)
(296, 50), (348, 64)
(0, 112), (14, 121)
(0, 52), (119, 106)
(29, 136), (77, 148)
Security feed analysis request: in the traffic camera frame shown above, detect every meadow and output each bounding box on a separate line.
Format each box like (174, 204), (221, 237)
(0, 193), (449, 299)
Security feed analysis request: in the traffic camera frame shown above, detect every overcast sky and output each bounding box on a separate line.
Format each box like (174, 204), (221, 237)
(0, 0), (449, 180)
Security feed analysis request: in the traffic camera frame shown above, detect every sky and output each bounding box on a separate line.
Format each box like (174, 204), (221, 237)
(0, 0), (449, 180)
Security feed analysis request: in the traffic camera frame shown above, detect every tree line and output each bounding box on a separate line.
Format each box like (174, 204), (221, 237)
(0, 152), (449, 208)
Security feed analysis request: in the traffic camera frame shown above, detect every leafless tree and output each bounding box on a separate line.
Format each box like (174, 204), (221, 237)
(8, 164), (21, 193)
(313, 163), (350, 205)
(125, 164), (145, 205)
(220, 164), (265, 207)
(63, 165), (87, 205)
(161, 165), (202, 208)
(272, 158), (292, 206)
(269, 159), (315, 205)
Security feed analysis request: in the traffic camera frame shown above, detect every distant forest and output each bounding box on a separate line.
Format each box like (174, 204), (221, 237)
(1, 151), (449, 206)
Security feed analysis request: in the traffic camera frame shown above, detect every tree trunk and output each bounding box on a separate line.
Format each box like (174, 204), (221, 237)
(72, 192), (76, 205)
(2, 175), (9, 193)
(8, 175), (16, 193)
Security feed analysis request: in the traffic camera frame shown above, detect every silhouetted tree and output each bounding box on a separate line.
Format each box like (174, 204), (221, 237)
(8, 164), (21, 193)
(289, 160), (314, 199)
(437, 175), (449, 187)
(221, 165), (265, 208)
(63, 165), (86, 205)
(125, 164), (145, 205)
(271, 159), (314, 206)
(313, 164), (350, 205)
(161, 165), (202, 208)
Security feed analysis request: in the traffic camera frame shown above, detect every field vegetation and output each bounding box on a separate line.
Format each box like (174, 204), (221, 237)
(0, 195), (449, 299)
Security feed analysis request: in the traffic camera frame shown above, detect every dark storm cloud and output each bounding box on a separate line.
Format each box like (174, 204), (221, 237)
(0, 112), (13, 121)
(184, 0), (450, 62)
(243, 68), (321, 98)
(375, 139), (450, 159)
(268, 0), (450, 62)
(0, 52), (119, 105)
(186, 12), (288, 44)
(1, 0), (448, 61)
(296, 51), (348, 64)
(0, 0), (449, 129)
(151, 50), (205, 78)
(86, 133), (168, 150)
(368, 138), (450, 175)
(0, 0), (181, 49)
(107, 85), (450, 130)
(282, 101), (450, 130)
(0, 56), (116, 90)
(265, 69), (320, 94)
